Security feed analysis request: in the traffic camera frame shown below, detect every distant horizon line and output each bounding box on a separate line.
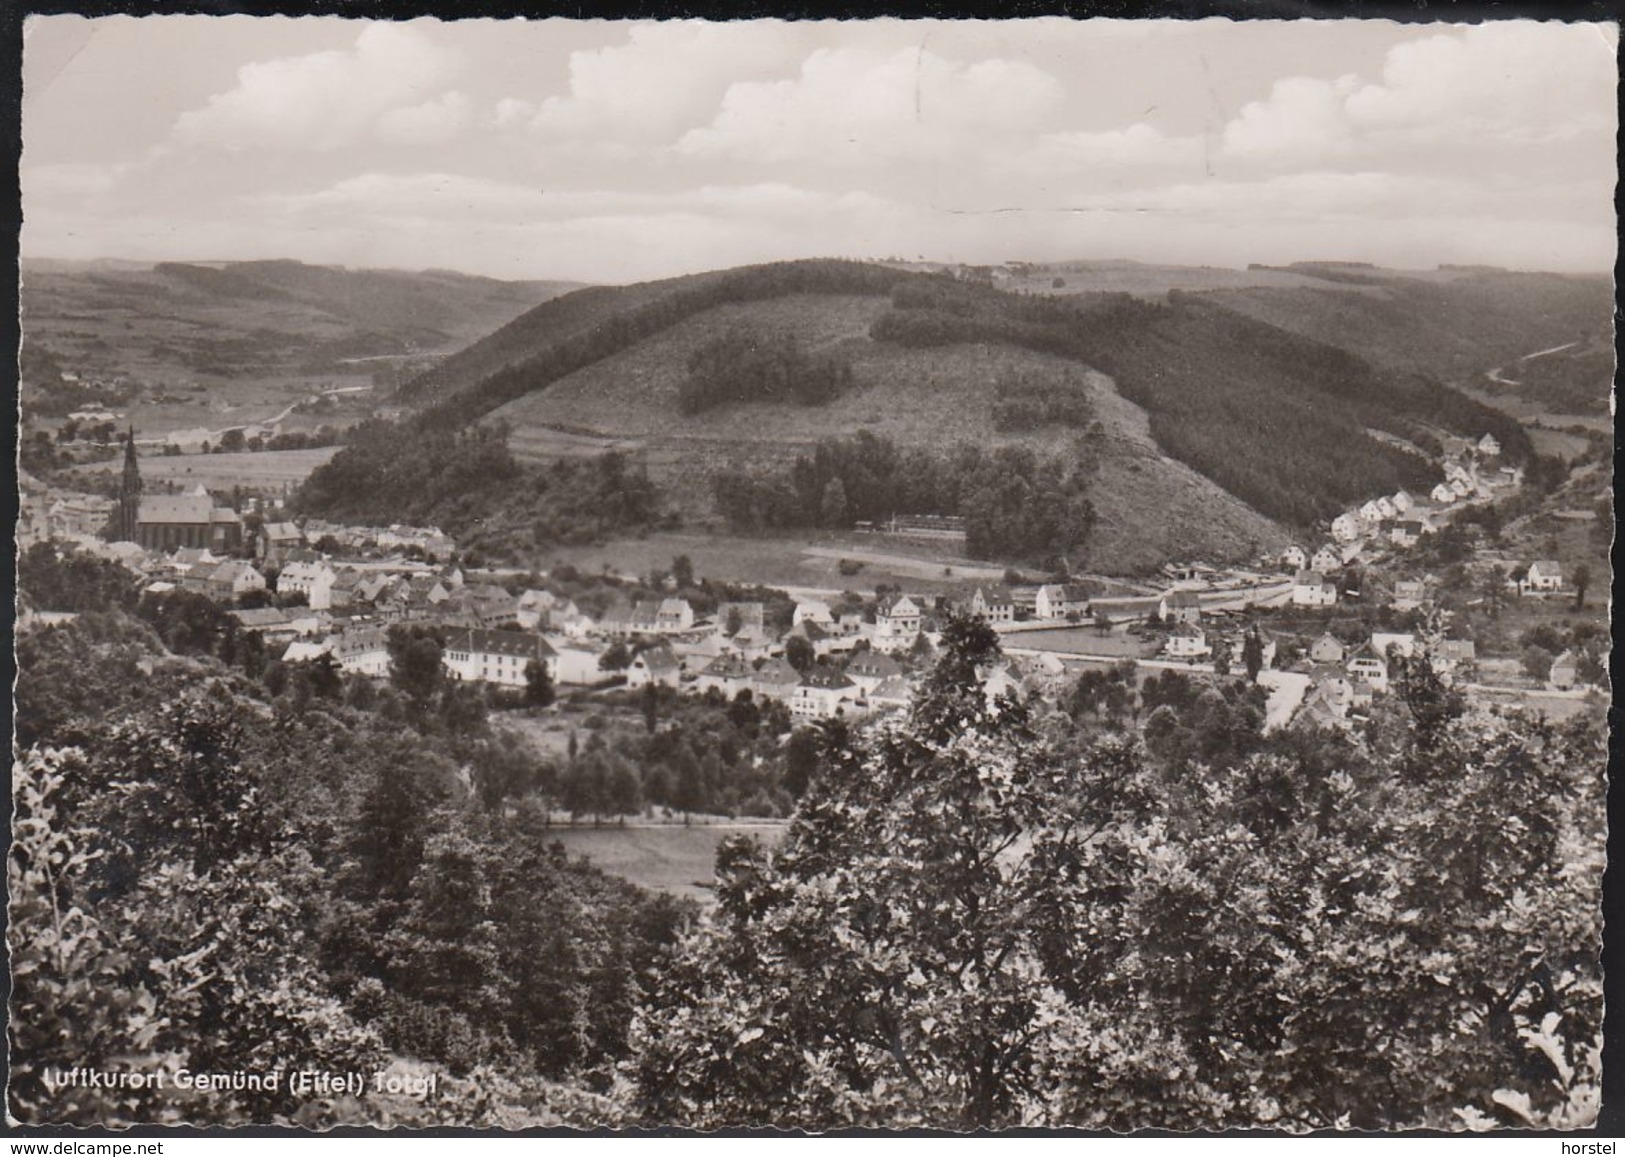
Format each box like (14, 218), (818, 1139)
(17, 250), (1616, 285)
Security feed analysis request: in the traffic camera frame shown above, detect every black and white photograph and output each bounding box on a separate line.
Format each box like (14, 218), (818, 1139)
(10, 12), (1616, 1135)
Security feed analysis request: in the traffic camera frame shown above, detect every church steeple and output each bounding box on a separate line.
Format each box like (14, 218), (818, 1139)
(116, 427), (142, 543)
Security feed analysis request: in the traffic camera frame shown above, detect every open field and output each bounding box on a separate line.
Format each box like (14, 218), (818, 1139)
(73, 446), (342, 491)
(545, 821), (786, 903)
(540, 528), (1026, 595)
(1008, 628), (1159, 659)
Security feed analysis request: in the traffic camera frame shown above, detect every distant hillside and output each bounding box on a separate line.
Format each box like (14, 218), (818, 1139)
(1196, 269), (1612, 413)
(401, 258), (1534, 540)
(20, 259), (581, 387)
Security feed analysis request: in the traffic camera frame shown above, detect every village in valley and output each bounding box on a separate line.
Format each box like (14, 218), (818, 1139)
(10, 15), (1616, 1135)
(18, 408), (1603, 809)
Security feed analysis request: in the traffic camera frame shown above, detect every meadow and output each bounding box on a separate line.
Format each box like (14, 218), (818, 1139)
(74, 446), (343, 491)
(544, 821), (787, 903)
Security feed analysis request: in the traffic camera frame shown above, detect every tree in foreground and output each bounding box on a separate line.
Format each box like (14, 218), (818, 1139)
(630, 618), (1603, 1131)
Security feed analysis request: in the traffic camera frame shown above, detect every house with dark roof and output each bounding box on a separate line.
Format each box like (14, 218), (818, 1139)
(1034, 583), (1092, 621)
(751, 657), (803, 702)
(696, 653), (755, 697)
(790, 667), (859, 719)
(135, 492), (243, 553)
(443, 629), (557, 687)
(968, 587), (1015, 623)
(844, 650), (903, 694)
(628, 643), (682, 689)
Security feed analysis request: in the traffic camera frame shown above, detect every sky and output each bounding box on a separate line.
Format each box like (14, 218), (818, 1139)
(20, 16), (1620, 284)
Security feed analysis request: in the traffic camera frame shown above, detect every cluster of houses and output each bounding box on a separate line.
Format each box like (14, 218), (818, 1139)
(1292, 629), (1478, 728)
(295, 519), (458, 560)
(1321, 434), (1519, 554)
(249, 582), (969, 721)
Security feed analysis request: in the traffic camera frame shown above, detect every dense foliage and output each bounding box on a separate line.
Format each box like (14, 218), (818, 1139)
(712, 430), (1100, 566)
(13, 546), (1603, 1131)
(292, 420), (663, 561)
(11, 556), (695, 1126)
(631, 619), (1603, 1130)
(679, 328), (855, 414)
(990, 367), (1098, 432)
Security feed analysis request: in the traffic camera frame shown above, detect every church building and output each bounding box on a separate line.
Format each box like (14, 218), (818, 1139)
(112, 431), (244, 553)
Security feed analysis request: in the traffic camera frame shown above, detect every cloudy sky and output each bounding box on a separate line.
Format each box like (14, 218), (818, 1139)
(21, 16), (1618, 283)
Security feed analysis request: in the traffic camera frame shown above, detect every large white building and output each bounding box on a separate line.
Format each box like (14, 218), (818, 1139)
(442, 629), (557, 687)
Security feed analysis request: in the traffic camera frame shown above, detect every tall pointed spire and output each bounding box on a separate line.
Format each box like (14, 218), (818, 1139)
(116, 427), (143, 543)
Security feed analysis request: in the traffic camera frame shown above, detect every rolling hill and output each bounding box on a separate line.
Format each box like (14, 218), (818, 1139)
(20, 259), (581, 393)
(1193, 264), (1612, 416)
(295, 256), (1603, 571)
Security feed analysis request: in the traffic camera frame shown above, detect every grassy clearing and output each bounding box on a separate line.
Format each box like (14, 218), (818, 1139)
(73, 446), (342, 490)
(1010, 629), (1159, 658)
(539, 528), (1021, 595)
(544, 821), (787, 902)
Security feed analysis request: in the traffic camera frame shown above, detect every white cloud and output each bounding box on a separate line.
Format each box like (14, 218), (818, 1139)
(1021, 123), (1208, 176)
(173, 22), (460, 151)
(21, 160), (131, 200)
(521, 21), (803, 143)
(677, 45), (1064, 165)
(375, 90), (471, 145)
(1221, 22), (1617, 169)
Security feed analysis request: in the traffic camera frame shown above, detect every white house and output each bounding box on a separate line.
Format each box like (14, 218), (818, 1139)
(968, 587), (1015, 623)
(874, 595), (923, 654)
(1280, 545), (1308, 571)
(1389, 520), (1425, 548)
(627, 643), (682, 689)
(1311, 545), (1344, 574)
(550, 642), (606, 686)
(1331, 512), (1363, 543)
(1345, 646), (1390, 692)
(442, 629), (556, 687)
(1523, 560), (1564, 593)
(1293, 570), (1338, 608)
(1034, 583), (1091, 621)
(1391, 490), (1414, 514)
(1359, 499), (1386, 526)
(656, 598), (696, 633)
(1478, 433), (1501, 457)
(695, 653), (754, 697)
(276, 559), (336, 609)
(793, 600), (834, 628)
(790, 668), (859, 719)
(1309, 633), (1346, 666)
(1431, 482), (1458, 504)
(1165, 625), (1211, 659)
(330, 627), (391, 677)
(202, 560), (268, 602)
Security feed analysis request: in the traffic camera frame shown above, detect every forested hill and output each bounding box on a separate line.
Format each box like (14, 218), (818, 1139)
(399, 260), (913, 423)
(1199, 267), (1612, 393)
(389, 258), (1530, 534)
